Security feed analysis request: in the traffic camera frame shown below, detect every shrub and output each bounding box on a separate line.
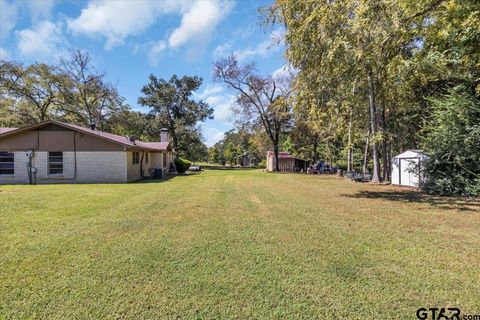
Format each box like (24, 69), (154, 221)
(175, 157), (191, 174)
(422, 85), (480, 197)
(335, 159), (348, 171)
(258, 159), (266, 168)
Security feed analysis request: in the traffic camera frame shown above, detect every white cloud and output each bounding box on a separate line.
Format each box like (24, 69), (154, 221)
(234, 39), (274, 61)
(195, 84), (224, 100)
(272, 63), (296, 80)
(212, 42), (232, 59)
(213, 30), (283, 61)
(196, 84), (236, 125)
(168, 0), (233, 48)
(148, 40), (167, 66)
(207, 95), (236, 124)
(67, 0), (181, 49)
(228, 28), (284, 62)
(17, 20), (66, 61)
(203, 126), (225, 147)
(27, 0), (55, 22)
(0, 47), (9, 60)
(0, 0), (18, 41)
(68, 0), (233, 53)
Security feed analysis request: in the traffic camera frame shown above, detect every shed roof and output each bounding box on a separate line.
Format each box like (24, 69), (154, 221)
(0, 120), (171, 152)
(0, 128), (16, 134)
(267, 150), (307, 161)
(393, 149), (427, 159)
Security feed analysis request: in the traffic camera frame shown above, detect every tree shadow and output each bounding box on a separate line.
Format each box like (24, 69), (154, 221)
(344, 189), (480, 212)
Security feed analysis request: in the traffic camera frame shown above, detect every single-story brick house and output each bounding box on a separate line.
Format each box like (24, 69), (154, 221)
(0, 120), (176, 184)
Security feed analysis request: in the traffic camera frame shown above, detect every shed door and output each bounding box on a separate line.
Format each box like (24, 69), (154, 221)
(400, 158), (420, 187)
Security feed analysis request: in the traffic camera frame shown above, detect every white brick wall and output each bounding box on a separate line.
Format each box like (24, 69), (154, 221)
(151, 151), (176, 170)
(74, 152), (127, 183)
(0, 151), (128, 184)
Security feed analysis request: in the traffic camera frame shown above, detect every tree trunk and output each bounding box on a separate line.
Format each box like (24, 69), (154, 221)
(170, 126), (178, 150)
(380, 100), (388, 181)
(367, 68), (381, 183)
(363, 134), (369, 174)
(273, 129), (280, 172)
(274, 144), (280, 172)
(382, 139), (389, 182)
(347, 116), (353, 172)
(387, 142), (392, 181)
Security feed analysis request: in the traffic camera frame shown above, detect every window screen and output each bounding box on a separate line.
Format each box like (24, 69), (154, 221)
(0, 151), (14, 175)
(48, 152), (63, 174)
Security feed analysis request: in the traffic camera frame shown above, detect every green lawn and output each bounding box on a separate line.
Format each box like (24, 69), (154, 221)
(1, 170), (479, 319)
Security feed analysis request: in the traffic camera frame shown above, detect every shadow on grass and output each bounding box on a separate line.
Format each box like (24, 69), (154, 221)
(203, 166), (260, 170)
(134, 171), (206, 184)
(344, 189), (479, 212)
(133, 175), (177, 184)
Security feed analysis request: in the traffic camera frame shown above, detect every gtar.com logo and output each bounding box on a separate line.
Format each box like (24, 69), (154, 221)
(416, 307), (461, 320)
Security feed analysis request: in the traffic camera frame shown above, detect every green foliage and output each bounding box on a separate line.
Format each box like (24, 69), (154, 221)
(208, 147), (220, 164)
(258, 159), (267, 168)
(210, 127), (263, 166)
(174, 157), (191, 174)
(175, 125), (208, 161)
(423, 86), (480, 197)
(223, 142), (241, 165)
(1, 52), (125, 131)
(271, 0), (480, 192)
(138, 74), (214, 153)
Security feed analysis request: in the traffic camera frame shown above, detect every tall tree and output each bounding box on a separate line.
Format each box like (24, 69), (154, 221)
(213, 55), (292, 171)
(60, 50), (122, 129)
(0, 61), (66, 124)
(270, 0), (450, 182)
(137, 74), (213, 153)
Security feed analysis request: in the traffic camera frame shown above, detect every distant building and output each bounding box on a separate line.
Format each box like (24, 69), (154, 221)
(240, 150), (259, 167)
(0, 120), (176, 184)
(266, 151), (308, 172)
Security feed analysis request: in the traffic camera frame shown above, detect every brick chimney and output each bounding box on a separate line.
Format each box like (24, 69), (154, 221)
(160, 128), (169, 142)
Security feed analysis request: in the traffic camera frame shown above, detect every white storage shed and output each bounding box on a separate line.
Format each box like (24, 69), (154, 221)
(391, 150), (428, 187)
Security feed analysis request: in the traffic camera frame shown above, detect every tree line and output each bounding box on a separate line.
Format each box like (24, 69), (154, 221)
(0, 50), (212, 161)
(210, 0), (479, 196)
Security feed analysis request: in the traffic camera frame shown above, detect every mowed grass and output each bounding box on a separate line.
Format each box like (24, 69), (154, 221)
(1, 170), (479, 319)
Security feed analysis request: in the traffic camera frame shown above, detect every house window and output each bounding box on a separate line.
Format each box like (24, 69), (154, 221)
(0, 151), (14, 175)
(132, 152), (140, 164)
(48, 152), (63, 175)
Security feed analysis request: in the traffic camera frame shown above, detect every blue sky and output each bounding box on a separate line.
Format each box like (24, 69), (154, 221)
(0, 0), (287, 146)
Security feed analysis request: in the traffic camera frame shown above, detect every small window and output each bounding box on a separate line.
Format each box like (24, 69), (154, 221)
(0, 151), (14, 175)
(132, 152), (140, 164)
(145, 152), (149, 163)
(48, 152), (63, 175)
